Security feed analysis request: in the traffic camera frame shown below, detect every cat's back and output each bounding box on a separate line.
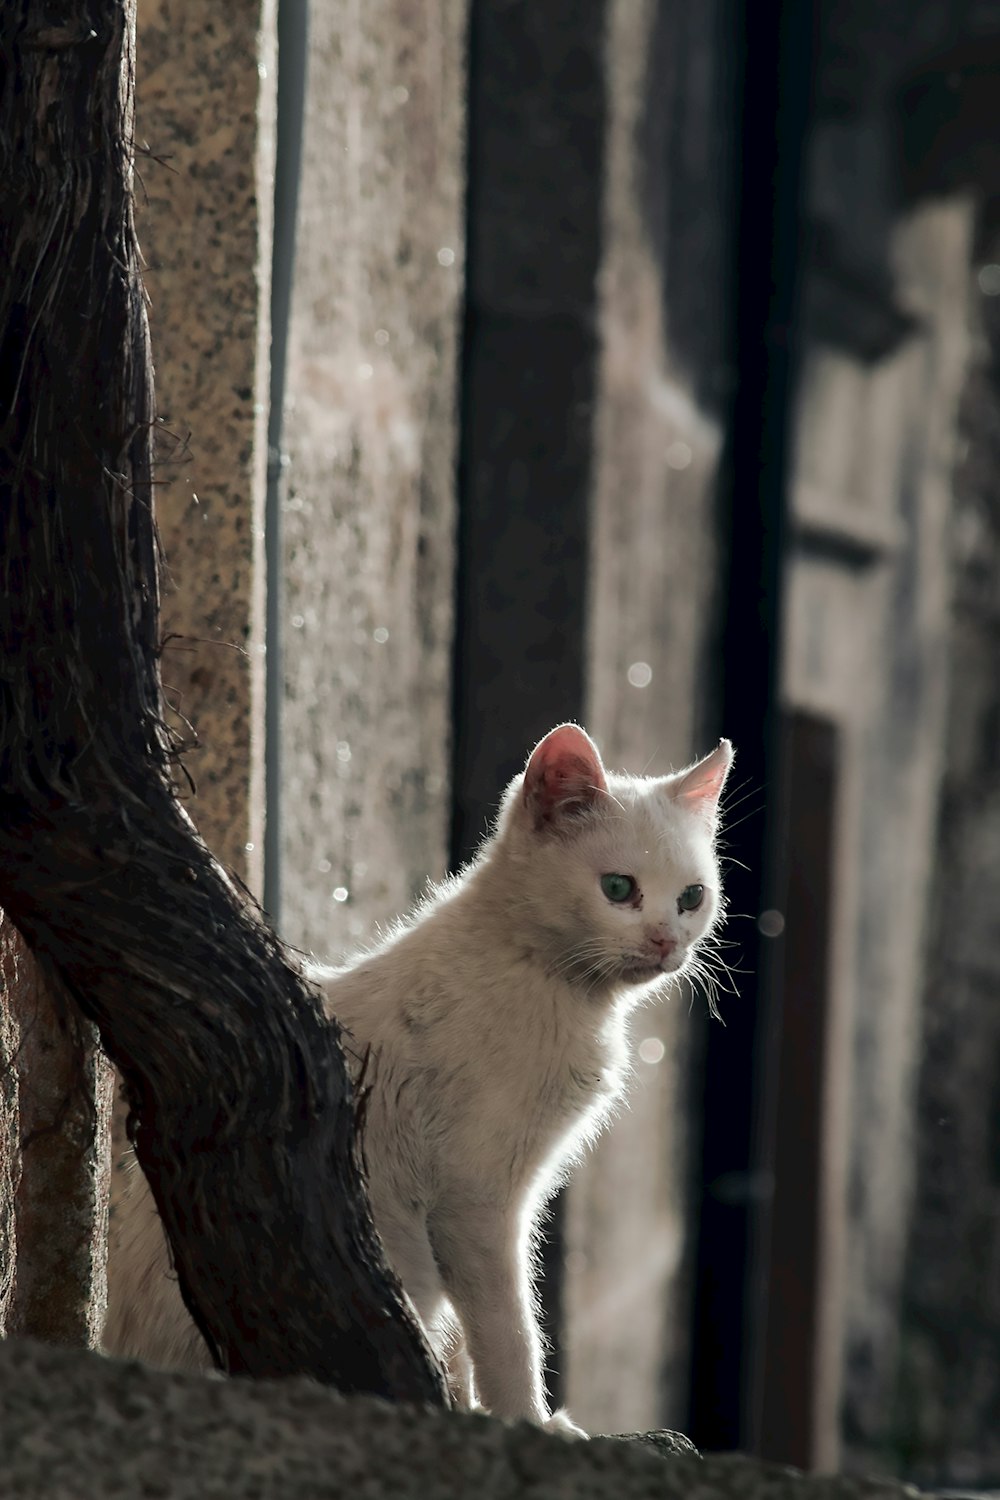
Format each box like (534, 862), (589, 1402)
(307, 874), (486, 1046)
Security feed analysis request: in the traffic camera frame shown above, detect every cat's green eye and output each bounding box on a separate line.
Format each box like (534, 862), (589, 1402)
(600, 873), (636, 904)
(677, 884), (704, 913)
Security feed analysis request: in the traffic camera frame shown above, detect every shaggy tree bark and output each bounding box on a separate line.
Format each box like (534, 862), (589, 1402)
(0, 1), (447, 1405)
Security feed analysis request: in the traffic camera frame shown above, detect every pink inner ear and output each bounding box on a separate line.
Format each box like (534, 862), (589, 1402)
(672, 739), (733, 817)
(523, 724), (607, 827)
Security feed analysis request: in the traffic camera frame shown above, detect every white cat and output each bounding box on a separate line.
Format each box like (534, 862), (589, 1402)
(104, 722), (732, 1437)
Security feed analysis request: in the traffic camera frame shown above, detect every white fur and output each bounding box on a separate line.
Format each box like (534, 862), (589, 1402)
(103, 724), (732, 1438)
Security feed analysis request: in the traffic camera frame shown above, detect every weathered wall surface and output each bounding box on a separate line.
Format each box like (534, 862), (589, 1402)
(7, 944), (113, 1349)
(896, 211), (1000, 1488)
(0, 1336), (926, 1500)
(777, 83), (975, 1464)
(0, 923), (19, 1333)
(135, 0), (276, 887)
(762, 1), (1000, 1471)
(835, 200), (972, 1478)
(279, 0), (467, 958)
(1, 928), (112, 1351)
(564, 0), (734, 1435)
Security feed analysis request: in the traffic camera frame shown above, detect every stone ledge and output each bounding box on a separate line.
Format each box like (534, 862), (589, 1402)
(0, 1337), (925, 1500)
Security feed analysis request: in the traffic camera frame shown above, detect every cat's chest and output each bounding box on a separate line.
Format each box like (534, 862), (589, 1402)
(448, 1003), (628, 1178)
(552, 1029), (623, 1114)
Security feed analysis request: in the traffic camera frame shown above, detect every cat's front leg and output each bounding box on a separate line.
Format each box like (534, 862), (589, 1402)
(428, 1200), (585, 1436)
(428, 1201), (547, 1424)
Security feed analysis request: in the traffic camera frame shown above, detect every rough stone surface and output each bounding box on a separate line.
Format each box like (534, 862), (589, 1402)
(0, 919), (19, 1333)
(1, 925), (112, 1349)
(9, 974), (113, 1349)
(279, 0), (466, 956)
(563, 0), (733, 1435)
(895, 213), (1000, 1488)
(780, 150), (974, 1473)
(0, 1337), (926, 1500)
(135, 0), (276, 887)
(747, 1), (1000, 1475)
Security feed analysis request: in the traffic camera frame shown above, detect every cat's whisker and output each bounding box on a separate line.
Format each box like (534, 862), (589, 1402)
(551, 937), (617, 967)
(698, 951), (743, 993)
(710, 961), (740, 999)
(596, 786), (629, 816)
(714, 801), (765, 837)
(700, 954), (749, 986)
(685, 957), (725, 1021)
(718, 775), (759, 817)
(700, 928), (743, 953)
(638, 745), (662, 777)
(548, 938), (622, 985)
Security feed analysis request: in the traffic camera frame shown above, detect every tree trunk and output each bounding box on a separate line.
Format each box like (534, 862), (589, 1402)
(0, 0), (446, 1406)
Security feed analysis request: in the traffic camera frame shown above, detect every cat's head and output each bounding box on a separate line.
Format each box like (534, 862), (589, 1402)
(495, 723), (733, 1005)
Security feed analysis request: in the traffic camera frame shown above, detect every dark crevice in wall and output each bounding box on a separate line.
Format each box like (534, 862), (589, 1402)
(263, 0), (309, 926)
(449, 1), (612, 1404)
(688, 0), (816, 1453)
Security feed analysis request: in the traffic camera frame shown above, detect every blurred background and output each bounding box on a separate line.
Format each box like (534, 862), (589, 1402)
(138, 0), (1000, 1482)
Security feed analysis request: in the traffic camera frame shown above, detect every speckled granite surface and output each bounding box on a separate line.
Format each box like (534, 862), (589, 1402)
(135, 0), (276, 887)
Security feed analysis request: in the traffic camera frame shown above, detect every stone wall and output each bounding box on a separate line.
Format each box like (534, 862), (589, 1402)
(766, 1), (1000, 1477)
(0, 927), (15, 1333)
(777, 182), (973, 1470)
(5, 946), (113, 1348)
(136, 0), (276, 888)
(278, 0), (467, 958)
(1, 927), (111, 1352)
(895, 207), (1000, 1489)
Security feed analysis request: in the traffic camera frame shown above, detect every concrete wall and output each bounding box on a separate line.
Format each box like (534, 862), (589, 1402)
(278, 0), (467, 958)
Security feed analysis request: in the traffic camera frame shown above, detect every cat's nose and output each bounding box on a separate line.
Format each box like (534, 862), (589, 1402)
(648, 932), (676, 957)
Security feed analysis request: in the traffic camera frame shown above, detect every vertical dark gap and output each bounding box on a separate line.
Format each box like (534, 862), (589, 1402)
(263, 0), (309, 925)
(449, 1), (611, 1407)
(688, 0), (816, 1452)
(759, 712), (838, 1464)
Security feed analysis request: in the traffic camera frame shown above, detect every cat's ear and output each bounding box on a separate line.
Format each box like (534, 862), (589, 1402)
(522, 723), (608, 831)
(669, 739), (733, 824)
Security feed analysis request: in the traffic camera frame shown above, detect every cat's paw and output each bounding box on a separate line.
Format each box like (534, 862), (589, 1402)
(542, 1408), (588, 1440)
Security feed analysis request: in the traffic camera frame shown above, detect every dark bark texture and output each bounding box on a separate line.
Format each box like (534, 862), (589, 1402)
(0, 1), (446, 1405)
